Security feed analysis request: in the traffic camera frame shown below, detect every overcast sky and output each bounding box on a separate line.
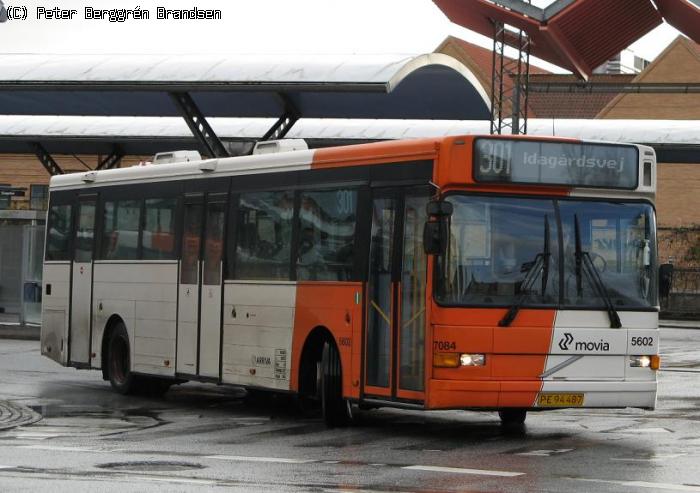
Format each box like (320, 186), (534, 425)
(0, 0), (682, 72)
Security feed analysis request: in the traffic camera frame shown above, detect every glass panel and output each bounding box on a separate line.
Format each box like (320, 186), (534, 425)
(234, 191), (294, 280)
(143, 198), (177, 260)
(23, 225), (45, 325)
(74, 202), (96, 262)
(436, 195), (560, 306)
(0, 183), (10, 210)
(30, 185), (49, 211)
(297, 189), (357, 281)
(46, 204), (73, 261)
(399, 194), (428, 392)
(203, 201), (225, 285)
(366, 197), (395, 388)
(101, 200), (141, 260)
(559, 201), (656, 308)
(181, 203), (203, 285)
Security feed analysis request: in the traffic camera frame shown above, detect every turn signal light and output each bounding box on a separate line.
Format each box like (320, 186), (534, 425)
(651, 355), (661, 370)
(433, 353), (460, 368)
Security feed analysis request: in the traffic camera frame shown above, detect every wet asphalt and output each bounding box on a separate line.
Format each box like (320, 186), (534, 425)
(0, 329), (698, 492)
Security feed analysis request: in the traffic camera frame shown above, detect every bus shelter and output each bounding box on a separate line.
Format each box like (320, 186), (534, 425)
(0, 53), (491, 173)
(0, 52), (491, 325)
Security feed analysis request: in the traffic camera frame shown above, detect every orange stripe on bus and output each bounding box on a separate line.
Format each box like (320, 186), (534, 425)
(311, 138), (439, 168)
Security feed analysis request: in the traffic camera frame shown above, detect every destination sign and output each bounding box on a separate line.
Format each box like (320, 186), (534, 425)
(474, 138), (639, 189)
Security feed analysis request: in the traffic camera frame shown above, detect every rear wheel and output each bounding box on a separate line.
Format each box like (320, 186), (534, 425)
(320, 341), (351, 427)
(108, 323), (136, 395)
(498, 408), (527, 425)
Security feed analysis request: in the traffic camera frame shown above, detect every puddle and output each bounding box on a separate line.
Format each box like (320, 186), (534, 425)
(8, 404), (169, 438)
(96, 460), (205, 472)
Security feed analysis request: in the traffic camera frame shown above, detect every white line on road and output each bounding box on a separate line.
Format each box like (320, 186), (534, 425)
(0, 466), (14, 470)
(205, 455), (316, 464)
(402, 465), (524, 477)
(135, 476), (219, 486)
(516, 448), (574, 457)
(573, 478), (700, 491)
(611, 453), (686, 462)
(20, 445), (101, 453)
(324, 490), (414, 493)
(10, 433), (62, 440)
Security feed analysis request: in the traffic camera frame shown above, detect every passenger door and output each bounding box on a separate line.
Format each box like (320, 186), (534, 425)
(176, 192), (227, 378)
(176, 195), (203, 375)
(363, 188), (429, 402)
(69, 195), (97, 366)
(198, 194), (226, 378)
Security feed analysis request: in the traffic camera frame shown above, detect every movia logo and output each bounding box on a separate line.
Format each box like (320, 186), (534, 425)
(558, 333), (574, 351)
(558, 332), (611, 352)
(0, 1), (7, 23)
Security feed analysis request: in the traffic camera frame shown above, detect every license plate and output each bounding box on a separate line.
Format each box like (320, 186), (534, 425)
(537, 393), (584, 407)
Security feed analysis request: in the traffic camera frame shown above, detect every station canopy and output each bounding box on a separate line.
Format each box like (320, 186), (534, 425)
(0, 53), (490, 120)
(433, 0), (700, 80)
(1, 115), (698, 164)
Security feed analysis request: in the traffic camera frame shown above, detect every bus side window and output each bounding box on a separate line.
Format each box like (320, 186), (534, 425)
(234, 191), (294, 280)
(46, 204), (73, 261)
(296, 188), (357, 281)
(142, 197), (177, 260)
(100, 200), (141, 260)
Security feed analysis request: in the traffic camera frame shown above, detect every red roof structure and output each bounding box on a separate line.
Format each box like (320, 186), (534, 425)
(433, 0), (700, 80)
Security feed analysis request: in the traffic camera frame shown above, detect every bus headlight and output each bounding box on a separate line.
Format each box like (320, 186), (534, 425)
(630, 355), (660, 370)
(460, 353), (485, 366)
(630, 355), (651, 367)
(433, 353), (486, 368)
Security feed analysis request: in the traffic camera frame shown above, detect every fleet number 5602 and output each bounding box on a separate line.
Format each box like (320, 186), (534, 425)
(631, 336), (654, 346)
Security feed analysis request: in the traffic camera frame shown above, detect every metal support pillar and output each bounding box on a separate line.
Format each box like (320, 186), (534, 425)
(260, 93), (300, 142)
(170, 92), (229, 158)
(96, 146), (124, 170)
(31, 142), (64, 176)
(490, 20), (531, 135)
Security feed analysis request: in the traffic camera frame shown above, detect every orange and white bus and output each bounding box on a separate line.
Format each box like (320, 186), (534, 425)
(41, 135), (660, 426)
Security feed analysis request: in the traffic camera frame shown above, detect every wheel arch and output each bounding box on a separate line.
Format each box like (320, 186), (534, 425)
(297, 325), (338, 398)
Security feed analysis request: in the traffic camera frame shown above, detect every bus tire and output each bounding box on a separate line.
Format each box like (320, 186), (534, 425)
(107, 322), (137, 395)
(320, 340), (351, 427)
(498, 409), (527, 425)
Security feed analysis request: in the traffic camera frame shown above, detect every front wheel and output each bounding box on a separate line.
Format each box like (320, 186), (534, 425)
(320, 341), (351, 427)
(498, 408), (527, 425)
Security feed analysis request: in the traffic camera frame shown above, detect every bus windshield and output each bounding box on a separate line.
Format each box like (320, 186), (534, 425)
(436, 195), (657, 310)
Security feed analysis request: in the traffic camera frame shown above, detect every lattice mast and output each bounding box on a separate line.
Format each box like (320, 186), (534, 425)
(490, 4), (532, 135)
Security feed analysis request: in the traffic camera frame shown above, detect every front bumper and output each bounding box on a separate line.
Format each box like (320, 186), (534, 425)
(427, 379), (657, 410)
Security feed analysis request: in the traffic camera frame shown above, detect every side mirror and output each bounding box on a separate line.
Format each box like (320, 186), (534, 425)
(424, 220), (448, 256)
(424, 199), (452, 256)
(426, 200), (453, 217)
(659, 263), (673, 298)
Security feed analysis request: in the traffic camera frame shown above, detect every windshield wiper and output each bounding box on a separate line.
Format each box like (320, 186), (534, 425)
(499, 215), (551, 327)
(574, 214), (622, 328)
